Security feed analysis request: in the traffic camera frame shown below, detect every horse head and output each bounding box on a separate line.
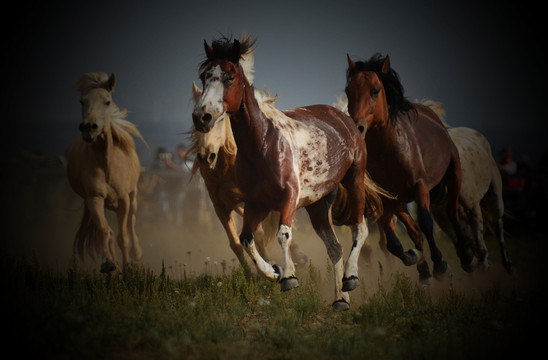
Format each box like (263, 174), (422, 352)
(345, 54), (390, 136)
(191, 82), (234, 169)
(76, 72), (117, 143)
(192, 36), (255, 133)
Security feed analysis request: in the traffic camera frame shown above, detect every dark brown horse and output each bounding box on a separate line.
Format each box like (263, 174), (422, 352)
(345, 53), (475, 279)
(193, 36), (382, 310)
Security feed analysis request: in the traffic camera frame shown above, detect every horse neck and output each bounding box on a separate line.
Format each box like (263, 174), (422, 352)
(229, 76), (268, 157)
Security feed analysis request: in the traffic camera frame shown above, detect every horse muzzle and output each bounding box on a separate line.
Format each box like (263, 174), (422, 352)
(79, 122), (99, 143)
(196, 151), (217, 169)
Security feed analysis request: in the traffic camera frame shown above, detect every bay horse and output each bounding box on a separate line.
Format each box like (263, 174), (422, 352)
(428, 121), (514, 273)
(189, 81), (308, 274)
(67, 72), (145, 273)
(345, 53), (475, 280)
(193, 36), (383, 310)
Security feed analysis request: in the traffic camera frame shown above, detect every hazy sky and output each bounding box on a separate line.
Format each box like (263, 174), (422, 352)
(5, 0), (545, 165)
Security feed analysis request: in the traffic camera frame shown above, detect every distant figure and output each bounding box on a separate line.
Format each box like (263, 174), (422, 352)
(498, 146), (517, 176)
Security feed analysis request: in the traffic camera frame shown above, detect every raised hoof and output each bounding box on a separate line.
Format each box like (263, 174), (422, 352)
(280, 276), (299, 292)
(402, 249), (420, 266)
(100, 259), (117, 273)
(433, 261), (450, 281)
(332, 299), (350, 311)
(342, 276), (359, 292)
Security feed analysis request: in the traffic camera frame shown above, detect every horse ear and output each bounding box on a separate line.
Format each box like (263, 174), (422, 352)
(347, 54), (356, 72)
(231, 39), (241, 63)
(191, 81), (202, 104)
(107, 73), (116, 92)
(204, 40), (214, 59)
(381, 55), (390, 74)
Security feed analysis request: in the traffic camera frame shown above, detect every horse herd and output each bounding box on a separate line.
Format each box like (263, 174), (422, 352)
(66, 35), (513, 311)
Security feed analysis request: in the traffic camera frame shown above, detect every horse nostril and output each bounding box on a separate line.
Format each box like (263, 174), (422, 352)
(358, 125), (365, 134)
(208, 153), (216, 163)
(202, 113), (212, 122)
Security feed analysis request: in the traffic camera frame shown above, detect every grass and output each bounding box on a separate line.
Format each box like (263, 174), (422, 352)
(4, 253), (544, 360)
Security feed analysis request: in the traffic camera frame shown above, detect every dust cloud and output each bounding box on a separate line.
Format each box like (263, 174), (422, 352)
(1, 156), (536, 306)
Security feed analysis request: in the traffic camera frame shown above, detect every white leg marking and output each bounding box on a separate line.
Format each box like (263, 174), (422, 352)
(345, 218), (368, 279)
(277, 224), (296, 279)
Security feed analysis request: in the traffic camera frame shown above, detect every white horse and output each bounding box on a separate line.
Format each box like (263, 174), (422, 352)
(67, 72), (145, 273)
(431, 126), (513, 273)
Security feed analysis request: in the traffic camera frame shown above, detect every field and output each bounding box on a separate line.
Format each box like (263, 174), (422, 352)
(2, 160), (547, 359)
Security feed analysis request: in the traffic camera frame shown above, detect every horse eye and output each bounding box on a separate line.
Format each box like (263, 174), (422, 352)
(91, 124), (98, 129)
(371, 87), (381, 98)
(223, 77), (234, 86)
(105, 101), (111, 106)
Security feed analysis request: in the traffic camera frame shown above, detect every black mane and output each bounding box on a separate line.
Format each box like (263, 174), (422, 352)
(347, 53), (415, 121)
(199, 35), (256, 72)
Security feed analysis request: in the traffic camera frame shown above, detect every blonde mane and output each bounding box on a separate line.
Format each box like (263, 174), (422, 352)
(76, 72), (146, 154)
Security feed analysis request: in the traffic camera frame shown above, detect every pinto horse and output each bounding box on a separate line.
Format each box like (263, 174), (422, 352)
(193, 36), (382, 310)
(67, 72), (145, 273)
(345, 54), (475, 279)
(189, 82), (308, 274)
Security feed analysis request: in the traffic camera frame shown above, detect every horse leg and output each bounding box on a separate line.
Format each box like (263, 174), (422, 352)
(128, 191), (142, 262)
(484, 181), (514, 273)
(382, 210), (420, 266)
(397, 208), (431, 281)
(468, 203), (489, 270)
(376, 221), (394, 268)
(116, 195), (131, 270)
(305, 192), (349, 310)
(240, 204), (279, 281)
(277, 203), (299, 292)
(214, 204), (251, 275)
(444, 160), (476, 272)
(342, 218), (368, 292)
(415, 180), (448, 279)
(87, 196), (116, 273)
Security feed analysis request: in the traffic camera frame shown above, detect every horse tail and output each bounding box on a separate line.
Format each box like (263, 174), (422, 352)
(73, 207), (102, 261)
(363, 170), (395, 222)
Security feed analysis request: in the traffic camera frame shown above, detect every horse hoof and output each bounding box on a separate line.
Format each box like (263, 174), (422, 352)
(461, 256), (477, 273)
(342, 276), (359, 292)
(433, 260), (448, 279)
(417, 261), (431, 282)
(100, 260), (117, 273)
(280, 276), (299, 292)
(504, 261), (516, 275)
(332, 299), (350, 311)
(402, 249), (420, 266)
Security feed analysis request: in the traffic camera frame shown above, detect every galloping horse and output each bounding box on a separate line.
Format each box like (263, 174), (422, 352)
(189, 81), (308, 274)
(67, 72), (145, 273)
(193, 36), (382, 310)
(429, 122), (514, 273)
(345, 54), (475, 280)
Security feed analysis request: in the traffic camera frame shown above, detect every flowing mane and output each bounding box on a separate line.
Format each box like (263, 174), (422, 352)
(75, 72), (146, 154)
(346, 53), (414, 121)
(199, 34), (256, 73)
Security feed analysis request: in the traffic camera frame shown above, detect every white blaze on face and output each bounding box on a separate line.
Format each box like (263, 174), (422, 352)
(195, 65), (226, 121)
